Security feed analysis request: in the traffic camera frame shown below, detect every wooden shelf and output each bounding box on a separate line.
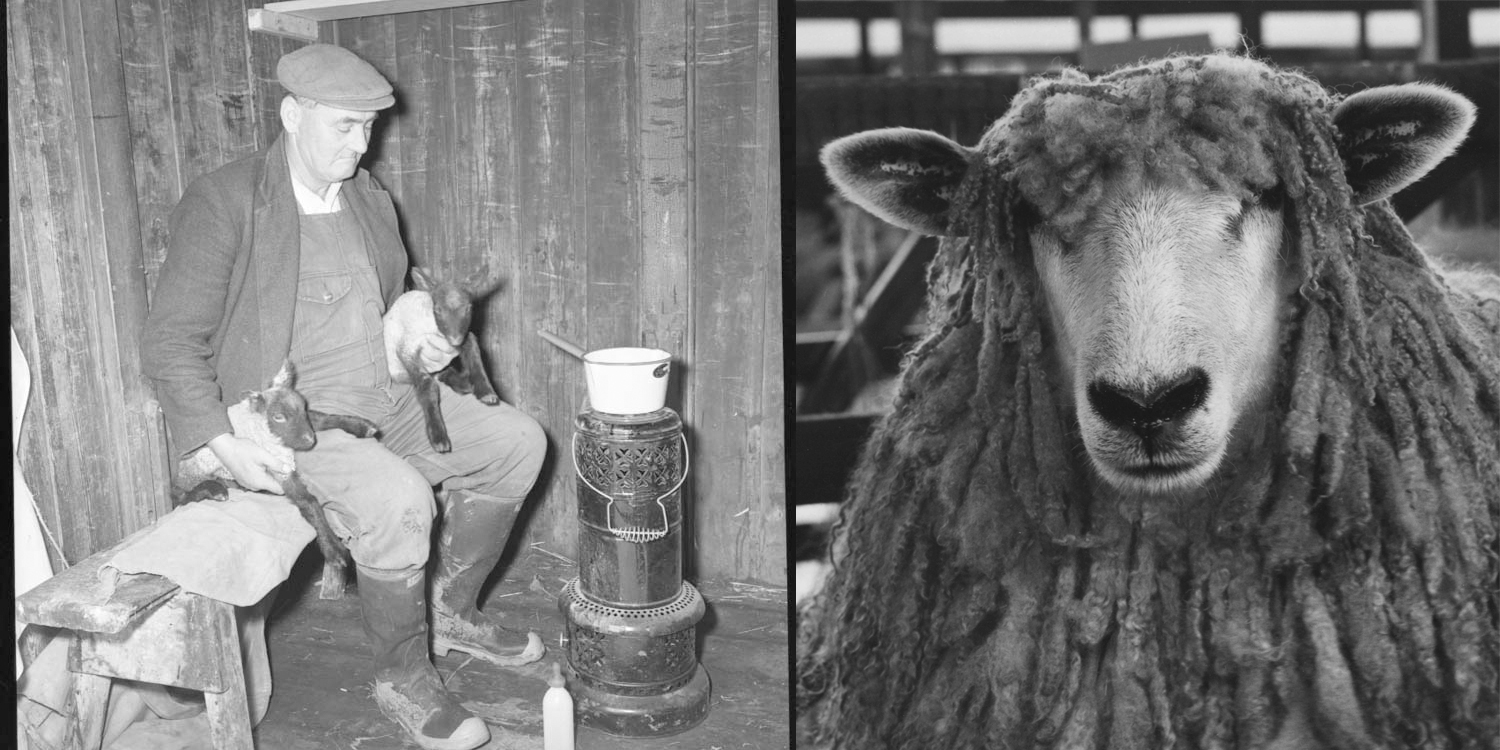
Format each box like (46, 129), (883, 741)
(249, 0), (520, 41)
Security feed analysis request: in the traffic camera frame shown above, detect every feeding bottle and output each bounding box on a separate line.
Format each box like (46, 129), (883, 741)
(544, 661), (575, 750)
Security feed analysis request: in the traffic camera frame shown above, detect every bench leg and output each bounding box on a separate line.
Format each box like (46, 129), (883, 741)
(65, 671), (111, 750)
(204, 599), (255, 750)
(18, 623), (57, 672)
(205, 684), (254, 750)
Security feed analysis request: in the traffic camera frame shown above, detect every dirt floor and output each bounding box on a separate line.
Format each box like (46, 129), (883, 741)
(249, 546), (790, 750)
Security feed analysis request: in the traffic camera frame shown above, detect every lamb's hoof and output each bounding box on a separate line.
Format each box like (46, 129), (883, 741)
(478, 393), (499, 405)
(182, 480), (229, 504)
(431, 436), (452, 453)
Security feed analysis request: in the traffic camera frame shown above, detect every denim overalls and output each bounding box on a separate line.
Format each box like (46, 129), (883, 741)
(288, 199), (546, 573)
(290, 208), (394, 418)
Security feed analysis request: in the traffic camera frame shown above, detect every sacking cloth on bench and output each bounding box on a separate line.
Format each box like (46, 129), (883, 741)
(18, 490), (317, 749)
(104, 489), (316, 607)
(18, 592), (276, 750)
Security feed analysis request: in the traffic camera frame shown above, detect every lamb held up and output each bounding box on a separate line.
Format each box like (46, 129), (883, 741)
(383, 266), (501, 453)
(175, 362), (378, 580)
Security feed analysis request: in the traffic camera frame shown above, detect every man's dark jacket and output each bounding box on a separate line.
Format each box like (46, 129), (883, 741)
(142, 133), (409, 458)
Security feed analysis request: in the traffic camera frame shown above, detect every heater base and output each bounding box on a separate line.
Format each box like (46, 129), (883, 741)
(573, 663), (710, 737)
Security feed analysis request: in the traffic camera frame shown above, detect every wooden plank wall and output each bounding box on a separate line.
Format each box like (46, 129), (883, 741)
(9, 0), (175, 570)
(9, 0), (783, 584)
(328, 0), (784, 584)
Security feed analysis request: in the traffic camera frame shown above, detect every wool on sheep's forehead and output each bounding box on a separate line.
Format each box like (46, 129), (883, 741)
(984, 55), (1341, 236)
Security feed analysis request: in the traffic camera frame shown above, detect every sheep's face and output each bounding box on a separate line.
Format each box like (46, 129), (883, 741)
(410, 267), (486, 348)
(262, 390), (318, 452)
(820, 74), (1474, 498)
(430, 285), (474, 348)
(255, 364), (318, 452)
(1031, 184), (1288, 495)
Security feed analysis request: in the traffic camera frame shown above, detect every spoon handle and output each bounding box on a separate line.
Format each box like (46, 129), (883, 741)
(537, 330), (586, 360)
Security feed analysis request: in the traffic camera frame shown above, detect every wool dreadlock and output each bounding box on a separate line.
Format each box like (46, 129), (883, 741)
(798, 54), (1499, 750)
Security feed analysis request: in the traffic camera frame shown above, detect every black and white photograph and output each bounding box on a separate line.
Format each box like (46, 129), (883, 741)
(13, 1), (782, 748)
(11, 1), (1500, 749)
(794, 2), (1498, 749)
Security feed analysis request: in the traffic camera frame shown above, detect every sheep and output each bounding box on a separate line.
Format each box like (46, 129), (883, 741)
(798, 54), (1498, 749)
(176, 361), (379, 580)
(383, 266), (500, 453)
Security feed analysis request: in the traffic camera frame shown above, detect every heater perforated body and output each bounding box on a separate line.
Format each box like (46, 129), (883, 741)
(560, 407), (709, 736)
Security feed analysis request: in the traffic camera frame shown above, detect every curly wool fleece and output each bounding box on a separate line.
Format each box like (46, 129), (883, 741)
(987, 55), (1336, 236)
(799, 54), (1500, 750)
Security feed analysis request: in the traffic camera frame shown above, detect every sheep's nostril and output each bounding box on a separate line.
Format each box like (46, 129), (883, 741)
(1088, 368), (1210, 434)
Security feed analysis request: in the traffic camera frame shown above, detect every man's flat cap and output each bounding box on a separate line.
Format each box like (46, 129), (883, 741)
(277, 44), (394, 111)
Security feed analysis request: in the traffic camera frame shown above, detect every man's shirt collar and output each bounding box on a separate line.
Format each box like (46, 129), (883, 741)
(290, 176), (343, 214)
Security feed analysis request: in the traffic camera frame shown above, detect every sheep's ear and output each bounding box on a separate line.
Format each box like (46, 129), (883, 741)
(1334, 83), (1476, 206)
(270, 361), (295, 389)
(821, 127), (975, 237)
(410, 266), (435, 292)
(464, 273), (503, 300)
(245, 391), (265, 410)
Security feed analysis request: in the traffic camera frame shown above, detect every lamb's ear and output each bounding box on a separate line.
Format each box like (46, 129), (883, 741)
(270, 361), (296, 389)
(409, 266), (435, 292)
(1334, 83), (1476, 206)
(820, 127), (975, 237)
(465, 273), (503, 300)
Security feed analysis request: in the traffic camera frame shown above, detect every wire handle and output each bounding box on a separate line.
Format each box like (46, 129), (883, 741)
(572, 432), (689, 543)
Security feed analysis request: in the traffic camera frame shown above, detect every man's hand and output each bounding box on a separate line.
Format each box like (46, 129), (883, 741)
(206, 434), (288, 494)
(416, 332), (459, 374)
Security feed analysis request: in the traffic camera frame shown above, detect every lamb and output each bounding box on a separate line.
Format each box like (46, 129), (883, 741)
(176, 362), (379, 580)
(383, 266), (500, 453)
(798, 54), (1497, 749)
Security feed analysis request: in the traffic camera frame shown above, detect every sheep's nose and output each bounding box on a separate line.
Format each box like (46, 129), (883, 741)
(1088, 368), (1209, 434)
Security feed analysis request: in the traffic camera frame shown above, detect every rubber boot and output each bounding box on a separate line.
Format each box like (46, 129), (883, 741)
(430, 492), (546, 667)
(358, 566), (490, 750)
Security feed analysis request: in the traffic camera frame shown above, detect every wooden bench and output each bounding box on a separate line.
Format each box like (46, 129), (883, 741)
(16, 525), (256, 750)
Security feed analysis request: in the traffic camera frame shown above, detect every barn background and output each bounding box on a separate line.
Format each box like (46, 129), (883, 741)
(11, 1), (786, 744)
(792, 0), (1500, 604)
(10, 0), (784, 587)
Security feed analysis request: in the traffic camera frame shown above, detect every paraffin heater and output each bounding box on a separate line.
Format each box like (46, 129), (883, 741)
(559, 407), (710, 736)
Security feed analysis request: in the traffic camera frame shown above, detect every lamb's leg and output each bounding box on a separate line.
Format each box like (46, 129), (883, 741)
(279, 472), (348, 575)
(456, 333), (499, 404)
(308, 410), (380, 439)
(404, 358), (452, 453)
(436, 334), (499, 404)
(435, 355), (474, 396)
(178, 479), (229, 506)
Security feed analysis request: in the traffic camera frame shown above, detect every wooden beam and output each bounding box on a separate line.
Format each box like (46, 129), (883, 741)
(1239, 9), (1262, 54)
(1434, 0), (1474, 60)
(247, 9), (319, 41)
(1356, 10), (1369, 61)
(896, 1), (939, 75)
(795, 323), (924, 384)
(800, 230), (935, 414)
(796, 0), (1495, 20)
(249, 1), (521, 41)
(262, 0), (518, 22)
(857, 17), (873, 74)
(1417, 0), (1439, 62)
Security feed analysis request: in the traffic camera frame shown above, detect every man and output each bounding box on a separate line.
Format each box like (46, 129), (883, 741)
(142, 44), (545, 750)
